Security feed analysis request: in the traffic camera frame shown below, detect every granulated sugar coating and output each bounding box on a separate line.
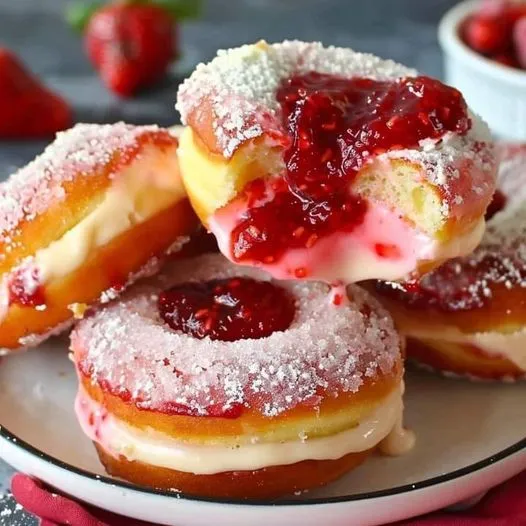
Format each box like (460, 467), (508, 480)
(176, 40), (495, 220)
(72, 254), (401, 418)
(0, 122), (175, 247)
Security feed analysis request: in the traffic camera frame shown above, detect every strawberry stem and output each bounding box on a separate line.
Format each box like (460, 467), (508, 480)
(66, 1), (106, 32)
(151, 0), (203, 20)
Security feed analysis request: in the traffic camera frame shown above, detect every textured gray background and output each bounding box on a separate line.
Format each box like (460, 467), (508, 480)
(0, 0), (457, 522)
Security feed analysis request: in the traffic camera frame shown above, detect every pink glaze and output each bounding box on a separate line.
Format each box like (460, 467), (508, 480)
(209, 198), (483, 283)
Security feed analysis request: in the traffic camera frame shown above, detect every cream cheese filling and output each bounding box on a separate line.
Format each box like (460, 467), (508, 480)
(33, 146), (186, 284)
(76, 385), (412, 475)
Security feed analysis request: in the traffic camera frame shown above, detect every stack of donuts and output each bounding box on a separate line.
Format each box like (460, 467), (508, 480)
(0, 40), (503, 499)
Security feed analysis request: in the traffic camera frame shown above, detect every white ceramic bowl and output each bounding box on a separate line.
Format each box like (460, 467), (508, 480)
(439, 0), (526, 140)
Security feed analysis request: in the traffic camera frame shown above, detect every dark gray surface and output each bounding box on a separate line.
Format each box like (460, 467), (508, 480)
(0, 0), (457, 521)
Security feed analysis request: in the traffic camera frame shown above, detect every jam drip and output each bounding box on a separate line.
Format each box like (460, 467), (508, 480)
(158, 277), (295, 342)
(231, 73), (470, 266)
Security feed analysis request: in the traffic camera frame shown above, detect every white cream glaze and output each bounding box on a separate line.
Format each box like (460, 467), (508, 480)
(33, 146), (186, 284)
(409, 326), (526, 372)
(209, 199), (485, 283)
(378, 415), (416, 456)
(76, 385), (409, 475)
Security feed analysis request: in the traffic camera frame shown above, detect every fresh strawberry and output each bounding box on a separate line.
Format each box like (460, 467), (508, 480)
(463, 14), (512, 55)
(0, 48), (72, 139)
(68, 0), (200, 97)
(85, 3), (175, 96)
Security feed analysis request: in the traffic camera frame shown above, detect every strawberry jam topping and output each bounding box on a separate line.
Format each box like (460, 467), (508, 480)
(158, 277), (295, 342)
(7, 265), (45, 308)
(230, 73), (470, 265)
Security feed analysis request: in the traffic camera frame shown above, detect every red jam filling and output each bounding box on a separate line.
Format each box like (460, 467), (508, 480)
(158, 277), (295, 342)
(7, 266), (45, 308)
(231, 73), (470, 266)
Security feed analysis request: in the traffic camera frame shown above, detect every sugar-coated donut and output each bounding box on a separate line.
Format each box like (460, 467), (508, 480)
(71, 254), (413, 499)
(372, 143), (526, 380)
(176, 40), (497, 284)
(0, 123), (197, 352)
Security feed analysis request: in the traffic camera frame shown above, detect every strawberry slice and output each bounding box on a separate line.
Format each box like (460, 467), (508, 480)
(0, 48), (72, 139)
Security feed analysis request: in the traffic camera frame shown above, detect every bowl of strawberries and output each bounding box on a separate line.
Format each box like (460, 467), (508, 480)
(439, 0), (526, 139)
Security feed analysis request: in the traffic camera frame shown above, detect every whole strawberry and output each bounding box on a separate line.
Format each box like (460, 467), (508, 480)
(68, 0), (201, 97)
(0, 48), (72, 139)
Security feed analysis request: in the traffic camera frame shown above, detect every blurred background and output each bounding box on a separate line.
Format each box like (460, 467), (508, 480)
(0, 0), (459, 176)
(1, 0), (459, 122)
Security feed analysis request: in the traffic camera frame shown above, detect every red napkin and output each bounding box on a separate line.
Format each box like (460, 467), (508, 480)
(10, 471), (526, 526)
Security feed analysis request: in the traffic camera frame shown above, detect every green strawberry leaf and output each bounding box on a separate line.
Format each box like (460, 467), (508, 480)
(152, 0), (203, 21)
(66, 1), (105, 32)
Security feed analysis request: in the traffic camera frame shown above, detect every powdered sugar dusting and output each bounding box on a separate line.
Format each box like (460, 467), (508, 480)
(73, 254), (401, 417)
(176, 40), (416, 157)
(0, 122), (169, 248)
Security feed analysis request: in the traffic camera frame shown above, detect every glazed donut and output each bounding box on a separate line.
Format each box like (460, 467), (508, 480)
(71, 254), (412, 499)
(176, 40), (497, 284)
(0, 123), (197, 352)
(372, 143), (526, 380)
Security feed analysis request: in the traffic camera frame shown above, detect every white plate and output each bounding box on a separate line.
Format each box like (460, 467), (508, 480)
(0, 339), (524, 526)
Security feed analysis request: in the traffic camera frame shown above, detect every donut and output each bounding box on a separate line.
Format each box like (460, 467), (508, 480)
(176, 40), (497, 284)
(0, 123), (197, 353)
(71, 254), (412, 499)
(372, 143), (526, 380)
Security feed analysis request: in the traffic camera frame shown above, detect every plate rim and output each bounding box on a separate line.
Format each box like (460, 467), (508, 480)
(1, 424), (525, 507)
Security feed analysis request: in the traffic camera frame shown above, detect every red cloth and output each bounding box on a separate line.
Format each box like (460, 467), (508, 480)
(10, 471), (526, 526)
